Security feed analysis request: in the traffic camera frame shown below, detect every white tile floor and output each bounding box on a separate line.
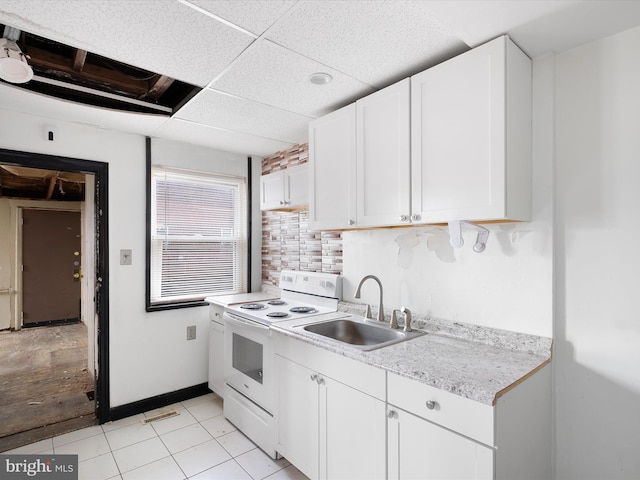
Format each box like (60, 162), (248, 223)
(5, 393), (308, 480)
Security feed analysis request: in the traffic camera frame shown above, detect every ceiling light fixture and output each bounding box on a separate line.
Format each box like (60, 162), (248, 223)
(0, 37), (33, 84)
(309, 72), (333, 85)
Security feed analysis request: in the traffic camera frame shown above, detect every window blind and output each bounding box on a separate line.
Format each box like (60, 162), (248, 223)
(150, 167), (247, 304)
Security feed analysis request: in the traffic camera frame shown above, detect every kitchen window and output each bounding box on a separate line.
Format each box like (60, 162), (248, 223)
(147, 166), (247, 309)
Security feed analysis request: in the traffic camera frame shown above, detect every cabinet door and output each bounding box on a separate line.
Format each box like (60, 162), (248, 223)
(284, 164), (308, 209)
(356, 78), (411, 227)
(411, 36), (508, 224)
(260, 170), (285, 210)
(275, 355), (318, 479)
(320, 376), (386, 480)
(309, 103), (356, 230)
(207, 307), (224, 397)
(388, 407), (493, 480)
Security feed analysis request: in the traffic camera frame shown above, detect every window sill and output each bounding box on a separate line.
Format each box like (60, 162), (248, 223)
(146, 300), (208, 312)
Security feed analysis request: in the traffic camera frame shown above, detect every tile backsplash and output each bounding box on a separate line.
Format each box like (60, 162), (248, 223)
(261, 144), (343, 286)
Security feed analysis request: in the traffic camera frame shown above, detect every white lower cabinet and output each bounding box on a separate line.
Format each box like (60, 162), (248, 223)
(387, 407), (493, 480)
(387, 372), (494, 480)
(387, 365), (552, 480)
(274, 334), (386, 480)
(274, 333), (551, 480)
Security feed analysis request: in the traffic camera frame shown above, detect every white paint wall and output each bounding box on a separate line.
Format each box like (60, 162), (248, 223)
(0, 111), (254, 407)
(554, 26), (640, 479)
(342, 54), (555, 339)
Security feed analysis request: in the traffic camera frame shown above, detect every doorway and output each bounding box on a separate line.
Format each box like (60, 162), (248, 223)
(22, 209), (82, 327)
(0, 149), (109, 451)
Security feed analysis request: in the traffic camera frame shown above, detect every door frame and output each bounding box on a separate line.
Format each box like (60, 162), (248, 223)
(0, 148), (110, 423)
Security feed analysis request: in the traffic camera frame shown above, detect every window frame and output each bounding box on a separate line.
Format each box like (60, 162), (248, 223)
(145, 139), (251, 312)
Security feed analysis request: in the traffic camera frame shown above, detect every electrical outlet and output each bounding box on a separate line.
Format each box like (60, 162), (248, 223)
(187, 325), (196, 340)
(120, 249), (132, 265)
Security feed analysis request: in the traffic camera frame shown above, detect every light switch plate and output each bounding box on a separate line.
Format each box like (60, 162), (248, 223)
(120, 249), (132, 265)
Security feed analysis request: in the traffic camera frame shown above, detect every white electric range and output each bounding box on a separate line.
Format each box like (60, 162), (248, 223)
(222, 270), (343, 459)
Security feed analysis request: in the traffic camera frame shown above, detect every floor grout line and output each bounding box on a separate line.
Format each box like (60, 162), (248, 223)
(7, 393), (305, 480)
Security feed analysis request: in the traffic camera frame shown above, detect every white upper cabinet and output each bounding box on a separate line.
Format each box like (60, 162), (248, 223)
(309, 35), (531, 230)
(309, 80), (410, 230)
(356, 78), (411, 227)
(411, 35), (532, 224)
(309, 104), (356, 230)
(260, 163), (308, 211)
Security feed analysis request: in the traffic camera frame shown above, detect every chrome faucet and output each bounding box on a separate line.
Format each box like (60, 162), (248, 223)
(355, 275), (385, 323)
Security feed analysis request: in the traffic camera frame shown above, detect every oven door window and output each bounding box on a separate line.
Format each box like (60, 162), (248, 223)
(232, 333), (263, 384)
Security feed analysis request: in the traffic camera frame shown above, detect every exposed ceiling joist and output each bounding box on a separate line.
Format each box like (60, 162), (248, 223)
(148, 75), (174, 100)
(72, 48), (87, 72)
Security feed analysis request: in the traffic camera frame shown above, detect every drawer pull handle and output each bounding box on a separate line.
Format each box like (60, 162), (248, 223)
(426, 400), (438, 410)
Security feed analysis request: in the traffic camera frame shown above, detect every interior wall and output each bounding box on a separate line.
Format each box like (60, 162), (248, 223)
(341, 56), (555, 339)
(554, 25), (640, 479)
(0, 112), (251, 408)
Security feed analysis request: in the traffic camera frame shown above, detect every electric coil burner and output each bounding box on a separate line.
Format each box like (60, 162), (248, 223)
(240, 303), (267, 310)
(266, 311), (290, 319)
(290, 306), (318, 314)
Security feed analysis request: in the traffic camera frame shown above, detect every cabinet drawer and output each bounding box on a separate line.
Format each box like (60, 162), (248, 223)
(274, 331), (386, 401)
(388, 372), (494, 446)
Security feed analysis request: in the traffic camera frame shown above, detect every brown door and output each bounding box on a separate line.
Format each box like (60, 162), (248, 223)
(22, 209), (81, 327)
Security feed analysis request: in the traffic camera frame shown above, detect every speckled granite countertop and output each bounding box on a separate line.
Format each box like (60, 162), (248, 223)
(272, 303), (552, 406)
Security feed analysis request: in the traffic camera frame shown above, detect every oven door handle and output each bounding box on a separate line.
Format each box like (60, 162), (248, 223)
(223, 312), (271, 331)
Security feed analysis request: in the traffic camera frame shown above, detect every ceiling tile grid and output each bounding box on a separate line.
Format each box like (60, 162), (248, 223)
(265, 0), (470, 88)
(154, 117), (293, 156)
(174, 88), (311, 143)
(2, 1), (640, 157)
(187, 0), (297, 37)
(210, 38), (376, 118)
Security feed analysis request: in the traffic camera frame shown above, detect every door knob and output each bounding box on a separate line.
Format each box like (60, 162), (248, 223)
(73, 273), (80, 279)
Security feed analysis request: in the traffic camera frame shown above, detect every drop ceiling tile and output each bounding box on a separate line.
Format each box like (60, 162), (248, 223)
(267, 0), (469, 88)
(0, 83), (167, 137)
(176, 89), (311, 143)
(0, 0), (254, 87)
(418, 0), (583, 50)
(212, 39), (375, 118)
(154, 118), (294, 157)
(187, 0), (297, 36)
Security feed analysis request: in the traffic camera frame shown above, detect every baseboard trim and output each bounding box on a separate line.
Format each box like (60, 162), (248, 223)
(107, 383), (211, 423)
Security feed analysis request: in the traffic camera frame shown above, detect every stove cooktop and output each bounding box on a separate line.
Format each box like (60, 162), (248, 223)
(224, 270), (342, 325)
(225, 295), (337, 325)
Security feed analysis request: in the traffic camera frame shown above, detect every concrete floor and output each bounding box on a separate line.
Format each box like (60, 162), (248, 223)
(0, 322), (96, 452)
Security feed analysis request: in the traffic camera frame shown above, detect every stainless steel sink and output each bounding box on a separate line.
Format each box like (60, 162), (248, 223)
(298, 317), (424, 351)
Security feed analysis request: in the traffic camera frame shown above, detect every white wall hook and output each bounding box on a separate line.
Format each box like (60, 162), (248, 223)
(448, 221), (490, 253)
